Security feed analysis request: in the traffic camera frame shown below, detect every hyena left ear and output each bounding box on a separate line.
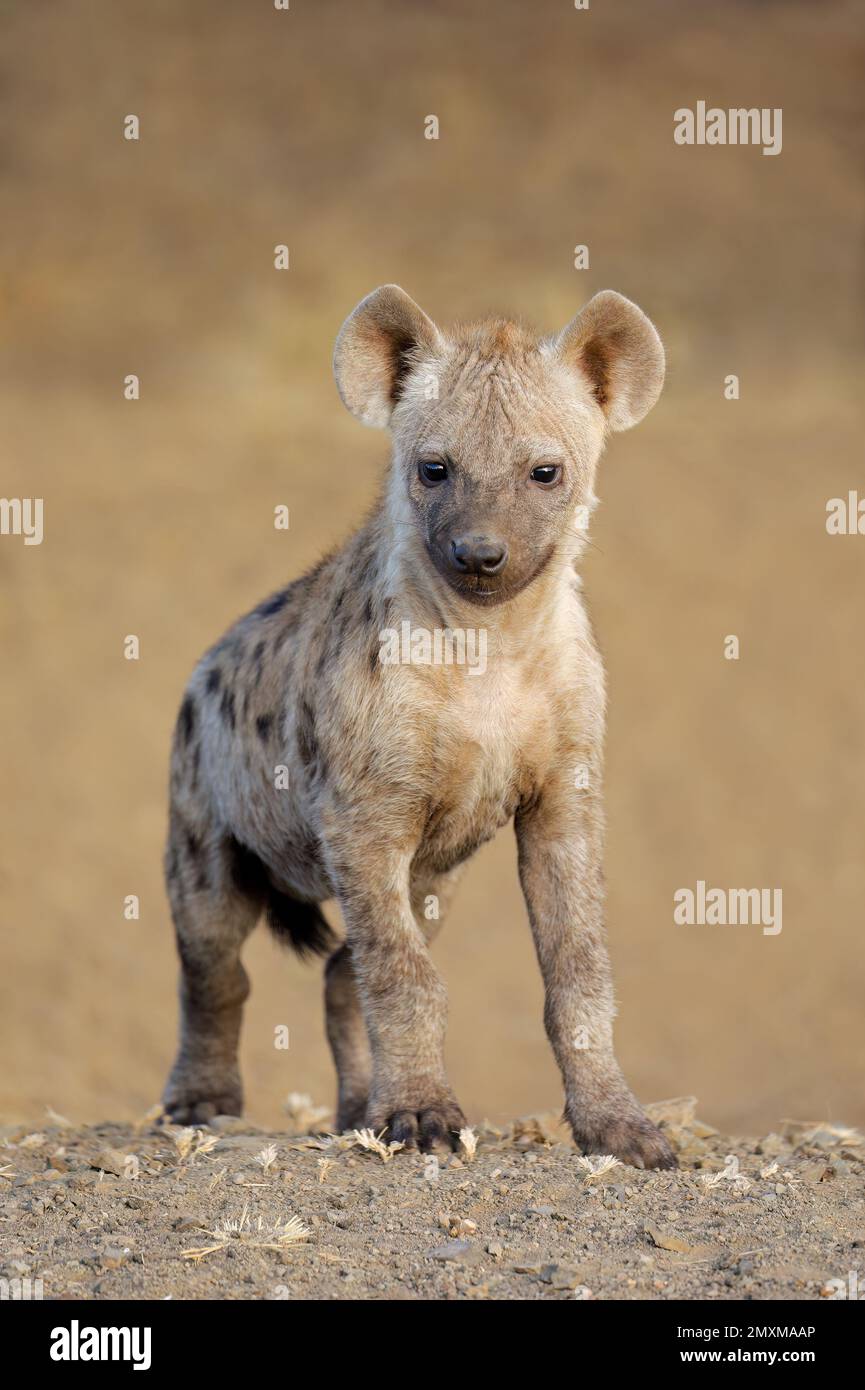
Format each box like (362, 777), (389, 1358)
(333, 285), (443, 429)
(552, 290), (665, 431)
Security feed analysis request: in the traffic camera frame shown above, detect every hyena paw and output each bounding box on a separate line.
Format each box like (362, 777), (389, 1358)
(568, 1104), (677, 1171)
(368, 1089), (467, 1153)
(162, 1070), (243, 1126)
(335, 1094), (370, 1133)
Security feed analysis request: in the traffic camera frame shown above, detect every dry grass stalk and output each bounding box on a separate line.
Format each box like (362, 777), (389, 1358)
(458, 1127), (478, 1161)
(575, 1154), (622, 1182)
(181, 1202), (310, 1261)
(166, 1126), (221, 1166)
(351, 1128), (405, 1162)
(254, 1143), (279, 1173)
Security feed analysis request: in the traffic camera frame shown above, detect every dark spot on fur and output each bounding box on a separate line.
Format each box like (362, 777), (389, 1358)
(205, 667), (221, 695)
(220, 687), (236, 731)
(165, 841), (180, 883)
(178, 695), (196, 746)
(185, 828), (200, 860)
(256, 712), (274, 743)
(336, 601), (354, 637)
(255, 588), (290, 619)
(251, 639), (266, 688)
(272, 614), (300, 654)
(363, 595), (373, 625)
(296, 699), (318, 770)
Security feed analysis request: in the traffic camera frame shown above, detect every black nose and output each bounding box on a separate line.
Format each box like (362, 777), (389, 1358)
(450, 535), (508, 576)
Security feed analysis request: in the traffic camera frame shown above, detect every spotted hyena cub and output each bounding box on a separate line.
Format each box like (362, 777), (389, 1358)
(163, 285), (675, 1168)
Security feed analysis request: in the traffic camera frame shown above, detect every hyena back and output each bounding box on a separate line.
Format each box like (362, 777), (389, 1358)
(163, 285), (676, 1168)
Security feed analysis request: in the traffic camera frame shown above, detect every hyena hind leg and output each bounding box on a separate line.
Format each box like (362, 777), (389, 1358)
(324, 944), (373, 1133)
(162, 822), (261, 1125)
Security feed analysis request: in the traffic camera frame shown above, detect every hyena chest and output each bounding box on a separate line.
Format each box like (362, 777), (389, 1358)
(417, 675), (545, 873)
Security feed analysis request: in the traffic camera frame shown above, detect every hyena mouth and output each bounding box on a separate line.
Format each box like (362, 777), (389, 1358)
(449, 574), (510, 605)
(446, 546), (557, 606)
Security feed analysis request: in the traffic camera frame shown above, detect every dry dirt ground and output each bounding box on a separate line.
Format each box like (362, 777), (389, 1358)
(2, 1099), (863, 1302)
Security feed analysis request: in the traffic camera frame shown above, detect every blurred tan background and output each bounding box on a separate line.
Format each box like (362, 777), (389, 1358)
(1, 0), (863, 1133)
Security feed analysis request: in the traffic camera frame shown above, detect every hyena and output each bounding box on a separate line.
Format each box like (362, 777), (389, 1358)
(163, 285), (676, 1168)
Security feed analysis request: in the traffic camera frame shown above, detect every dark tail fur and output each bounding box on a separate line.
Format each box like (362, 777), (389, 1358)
(226, 835), (335, 959)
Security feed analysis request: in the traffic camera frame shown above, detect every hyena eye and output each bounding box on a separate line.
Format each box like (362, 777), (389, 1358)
(530, 463), (561, 486)
(419, 459), (448, 486)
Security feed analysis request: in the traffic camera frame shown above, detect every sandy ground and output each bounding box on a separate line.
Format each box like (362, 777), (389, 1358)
(2, 1099), (863, 1302)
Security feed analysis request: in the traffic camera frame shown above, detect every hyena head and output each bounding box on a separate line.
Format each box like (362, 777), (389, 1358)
(333, 285), (664, 606)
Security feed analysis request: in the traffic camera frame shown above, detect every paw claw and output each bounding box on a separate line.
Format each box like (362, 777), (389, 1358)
(162, 1073), (242, 1127)
(370, 1096), (466, 1153)
(569, 1107), (677, 1171)
(418, 1107), (460, 1153)
(388, 1110), (420, 1148)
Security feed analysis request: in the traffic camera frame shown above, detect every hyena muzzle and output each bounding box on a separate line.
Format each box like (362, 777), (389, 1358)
(162, 284), (676, 1168)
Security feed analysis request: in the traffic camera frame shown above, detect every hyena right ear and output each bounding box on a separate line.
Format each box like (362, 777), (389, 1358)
(333, 285), (443, 428)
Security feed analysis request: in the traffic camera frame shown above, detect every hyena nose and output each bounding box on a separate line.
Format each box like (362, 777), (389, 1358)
(451, 535), (508, 576)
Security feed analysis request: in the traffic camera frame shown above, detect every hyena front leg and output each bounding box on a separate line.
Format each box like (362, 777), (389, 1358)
(516, 783), (676, 1170)
(324, 866), (463, 1135)
(163, 814), (259, 1124)
(331, 852), (466, 1152)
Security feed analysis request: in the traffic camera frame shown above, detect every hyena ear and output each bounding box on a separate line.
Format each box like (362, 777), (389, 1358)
(552, 290), (665, 431)
(333, 285), (443, 428)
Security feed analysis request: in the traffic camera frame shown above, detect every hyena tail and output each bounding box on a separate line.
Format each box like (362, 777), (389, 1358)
(266, 895), (335, 958)
(227, 836), (336, 960)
